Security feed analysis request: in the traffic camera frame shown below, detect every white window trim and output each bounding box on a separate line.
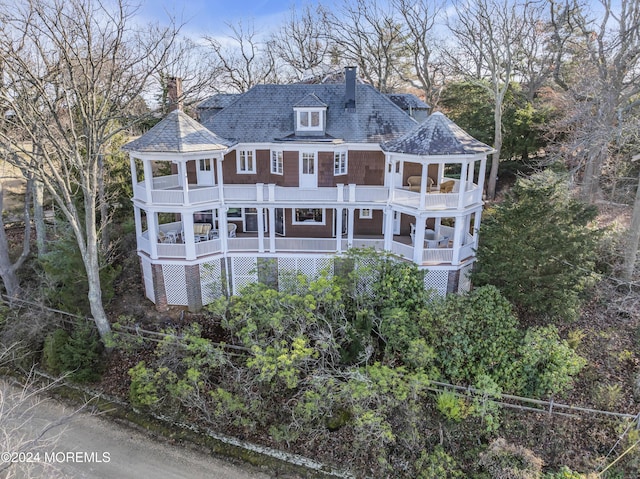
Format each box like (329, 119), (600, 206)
(334, 151), (348, 176)
(271, 150), (283, 175)
(359, 208), (373, 219)
(236, 149), (256, 174)
(292, 208), (326, 225)
(295, 108), (325, 132)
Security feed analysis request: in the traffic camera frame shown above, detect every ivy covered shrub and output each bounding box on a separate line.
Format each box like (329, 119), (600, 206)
(42, 321), (104, 383)
(472, 171), (601, 322)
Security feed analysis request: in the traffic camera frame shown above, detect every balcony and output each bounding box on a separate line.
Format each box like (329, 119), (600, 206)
(134, 174), (483, 213)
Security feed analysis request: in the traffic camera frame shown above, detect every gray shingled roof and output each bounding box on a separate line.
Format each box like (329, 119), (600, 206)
(123, 110), (236, 153)
(201, 83), (418, 143)
(382, 112), (493, 156)
(197, 93), (242, 110)
(294, 93), (327, 108)
(385, 93), (430, 111)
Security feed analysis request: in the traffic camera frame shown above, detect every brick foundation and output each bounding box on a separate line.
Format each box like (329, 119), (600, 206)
(151, 264), (169, 312)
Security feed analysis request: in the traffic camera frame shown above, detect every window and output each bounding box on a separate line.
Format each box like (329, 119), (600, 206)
(359, 208), (373, 219)
(237, 150), (255, 174)
(271, 150), (283, 175)
(302, 152), (315, 174)
(199, 158), (211, 171)
(334, 151), (347, 175)
(296, 109), (324, 131)
(293, 208), (324, 225)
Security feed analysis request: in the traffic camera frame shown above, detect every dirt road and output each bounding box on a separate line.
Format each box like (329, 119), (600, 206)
(2, 386), (272, 479)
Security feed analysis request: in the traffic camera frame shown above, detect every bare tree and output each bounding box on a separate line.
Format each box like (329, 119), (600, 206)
(392, 0), (447, 107)
(320, 0), (407, 93)
(270, 4), (332, 82)
(548, 0), (640, 202)
(446, 0), (544, 200)
(205, 21), (278, 93)
(623, 155), (640, 282)
(0, 0), (179, 341)
(0, 177), (32, 299)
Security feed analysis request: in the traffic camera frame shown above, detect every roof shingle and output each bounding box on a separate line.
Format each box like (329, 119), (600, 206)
(123, 110), (235, 153)
(382, 112), (493, 156)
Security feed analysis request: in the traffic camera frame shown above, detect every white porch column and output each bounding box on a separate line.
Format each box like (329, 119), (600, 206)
(473, 209), (483, 249)
(438, 163), (445, 184)
(337, 184), (344, 202)
(268, 207), (276, 252)
(134, 206), (143, 250)
(383, 154), (392, 188)
(347, 207), (355, 247)
(478, 155), (487, 196)
(419, 162), (428, 210)
(451, 216), (465, 265)
(129, 155), (139, 199)
(412, 215), (427, 263)
(336, 207), (343, 253)
(183, 213), (196, 260)
(178, 162), (190, 205)
(257, 206), (265, 253)
(458, 161), (468, 209)
(219, 207), (229, 253)
(143, 159), (154, 197)
(216, 156), (225, 202)
(383, 207), (394, 251)
(434, 217), (442, 238)
(148, 211), (159, 259)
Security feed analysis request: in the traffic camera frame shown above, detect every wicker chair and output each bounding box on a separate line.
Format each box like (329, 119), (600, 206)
(439, 180), (455, 193)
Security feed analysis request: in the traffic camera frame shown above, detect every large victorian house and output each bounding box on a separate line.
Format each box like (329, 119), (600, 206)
(123, 69), (493, 311)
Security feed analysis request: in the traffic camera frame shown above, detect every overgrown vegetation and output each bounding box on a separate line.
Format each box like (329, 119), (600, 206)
(123, 250), (587, 477)
(473, 171), (602, 322)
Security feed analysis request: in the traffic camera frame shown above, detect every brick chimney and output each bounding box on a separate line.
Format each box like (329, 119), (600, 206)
(167, 77), (183, 112)
(344, 66), (356, 110)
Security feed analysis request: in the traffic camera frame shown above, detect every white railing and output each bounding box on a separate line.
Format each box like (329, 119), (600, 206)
(459, 243), (476, 261)
(354, 186), (388, 203)
(158, 221), (183, 235)
(188, 187), (219, 204)
(224, 185), (257, 202)
(151, 189), (186, 204)
(275, 237), (337, 252)
(391, 241), (414, 260)
(228, 237), (260, 251)
(138, 233), (151, 254)
(462, 183), (482, 206)
(156, 243), (186, 258)
(152, 174), (180, 189)
(196, 239), (222, 256)
(272, 187), (338, 202)
(423, 248), (453, 263)
(134, 183), (148, 202)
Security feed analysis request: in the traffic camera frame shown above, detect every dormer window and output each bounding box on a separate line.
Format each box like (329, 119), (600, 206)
(296, 108), (324, 131)
(293, 93), (328, 134)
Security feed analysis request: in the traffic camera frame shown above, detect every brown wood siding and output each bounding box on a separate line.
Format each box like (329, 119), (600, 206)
(221, 149), (271, 185)
(282, 151), (299, 187)
(354, 209), (383, 235)
(318, 152), (334, 187)
(346, 150), (384, 186)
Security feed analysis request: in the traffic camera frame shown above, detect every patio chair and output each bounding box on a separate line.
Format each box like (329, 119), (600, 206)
(158, 231), (174, 244)
(439, 180), (455, 193)
(407, 176), (434, 192)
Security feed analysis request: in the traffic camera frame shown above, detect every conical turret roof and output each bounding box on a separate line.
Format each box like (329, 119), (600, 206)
(123, 110), (235, 153)
(382, 112), (492, 156)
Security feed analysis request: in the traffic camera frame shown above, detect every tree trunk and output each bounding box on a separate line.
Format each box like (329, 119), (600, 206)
(581, 147), (604, 203)
(486, 106), (503, 200)
(622, 170), (640, 282)
(0, 183), (22, 299)
(33, 179), (46, 256)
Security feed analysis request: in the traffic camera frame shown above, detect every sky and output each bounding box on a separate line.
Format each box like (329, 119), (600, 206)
(136, 0), (323, 37)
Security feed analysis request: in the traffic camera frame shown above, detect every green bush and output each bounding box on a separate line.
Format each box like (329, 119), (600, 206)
(426, 286), (522, 391)
(415, 446), (465, 479)
(42, 328), (70, 375)
(518, 326), (587, 397)
(436, 390), (469, 422)
(59, 321), (104, 382)
(472, 171), (601, 322)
